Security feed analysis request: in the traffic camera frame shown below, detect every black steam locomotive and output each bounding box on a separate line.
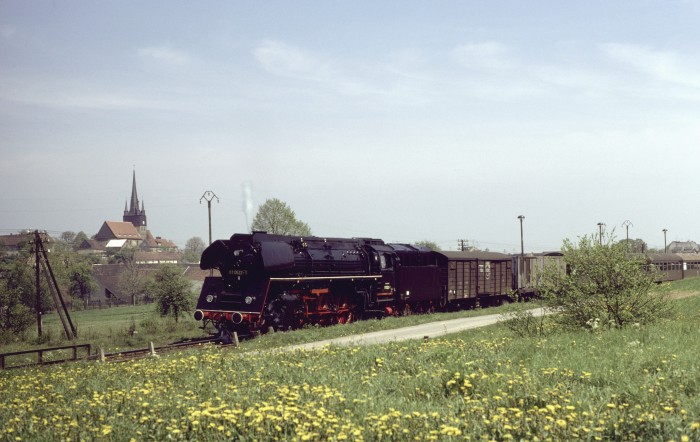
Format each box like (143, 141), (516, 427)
(194, 232), (519, 341)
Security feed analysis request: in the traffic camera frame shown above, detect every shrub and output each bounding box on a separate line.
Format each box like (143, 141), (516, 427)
(539, 234), (673, 329)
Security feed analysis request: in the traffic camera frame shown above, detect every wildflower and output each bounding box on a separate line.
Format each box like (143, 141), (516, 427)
(439, 425), (462, 436)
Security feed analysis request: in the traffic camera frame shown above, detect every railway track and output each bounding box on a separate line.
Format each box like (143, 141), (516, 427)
(1, 336), (228, 370)
(94, 337), (225, 363)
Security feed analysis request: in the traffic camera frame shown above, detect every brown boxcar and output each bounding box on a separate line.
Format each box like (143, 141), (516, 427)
(441, 251), (513, 306)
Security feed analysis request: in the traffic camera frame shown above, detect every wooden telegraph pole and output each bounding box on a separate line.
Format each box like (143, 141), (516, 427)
(33, 230), (77, 340)
(34, 231), (42, 338)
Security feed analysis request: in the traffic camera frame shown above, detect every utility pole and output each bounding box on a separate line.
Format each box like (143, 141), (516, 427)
(458, 239), (468, 251)
(518, 215), (525, 288)
(200, 191), (219, 246)
(200, 191), (219, 277)
(622, 220), (633, 251)
(33, 230), (76, 340)
(597, 222), (605, 245)
(663, 228), (668, 253)
(34, 231), (42, 338)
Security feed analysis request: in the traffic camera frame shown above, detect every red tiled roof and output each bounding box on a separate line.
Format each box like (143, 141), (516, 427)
(105, 221), (141, 239)
(0, 233), (32, 249)
(144, 230), (177, 249)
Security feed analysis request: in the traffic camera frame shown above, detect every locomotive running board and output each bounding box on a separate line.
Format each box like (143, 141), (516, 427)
(269, 275), (381, 282)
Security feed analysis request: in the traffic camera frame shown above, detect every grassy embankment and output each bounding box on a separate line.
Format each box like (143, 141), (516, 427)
(1, 279), (699, 441)
(3, 294), (529, 356)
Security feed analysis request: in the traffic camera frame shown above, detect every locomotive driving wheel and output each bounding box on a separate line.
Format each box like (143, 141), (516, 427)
(336, 303), (356, 324)
(264, 294), (299, 331)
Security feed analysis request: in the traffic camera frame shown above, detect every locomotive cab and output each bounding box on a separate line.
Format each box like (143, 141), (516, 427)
(194, 234), (271, 335)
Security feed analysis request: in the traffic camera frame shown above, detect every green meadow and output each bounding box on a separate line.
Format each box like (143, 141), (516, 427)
(1, 279), (699, 441)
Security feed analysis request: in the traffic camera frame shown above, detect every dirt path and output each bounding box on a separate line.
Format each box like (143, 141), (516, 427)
(667, 290), (699, 300)
(282, 307), (548, 352)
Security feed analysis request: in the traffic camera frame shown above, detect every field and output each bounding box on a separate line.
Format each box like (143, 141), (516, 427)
(1, 279), (700, 440)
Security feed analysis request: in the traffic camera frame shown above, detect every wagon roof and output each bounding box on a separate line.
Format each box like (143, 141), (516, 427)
(537, 251), (564, 257)
(439, 251), (511, 261)
(645, 253), (682, 262)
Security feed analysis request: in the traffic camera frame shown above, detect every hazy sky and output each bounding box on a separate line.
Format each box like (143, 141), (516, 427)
(1, 1), (699, 251)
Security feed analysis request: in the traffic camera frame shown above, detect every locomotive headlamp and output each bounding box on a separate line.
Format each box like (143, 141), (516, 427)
(244, 296), (255, 304)
(206, 295), (215, 303)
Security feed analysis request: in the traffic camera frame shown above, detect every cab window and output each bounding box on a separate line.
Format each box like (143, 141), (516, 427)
(380, 253), (393, 270)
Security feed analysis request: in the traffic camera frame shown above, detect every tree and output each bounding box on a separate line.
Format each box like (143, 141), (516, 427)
(108, 247), (136, 265)
(618, 238), (647, 254)
(147, 265), (194, 322)
(73, 231), (89, 250)
(0, 277), (34, 341)
(0, 239), (52, 338)
(60, 231), (77, 245)
(414, 240), (441, 251)
(68, 260), (97, 307)
(251, 198), (312, 236)
(184, 236), (206, 263)
(117, 259), (147, 305)
(538, 234), (672, 330)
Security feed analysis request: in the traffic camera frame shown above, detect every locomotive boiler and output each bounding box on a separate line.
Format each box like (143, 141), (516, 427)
(194, 232), (399, 341)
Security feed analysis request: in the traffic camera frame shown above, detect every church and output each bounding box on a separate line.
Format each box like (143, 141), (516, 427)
(81, 171), (208, 307)
(80, 171), (179, 263)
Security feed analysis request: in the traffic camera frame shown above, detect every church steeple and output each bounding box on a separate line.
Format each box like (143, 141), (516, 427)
(123, 170), (147, 234)
(129, 170), (140, 215)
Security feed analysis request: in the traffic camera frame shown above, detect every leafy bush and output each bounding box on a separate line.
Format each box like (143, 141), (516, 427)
(539, 234), (673, 329)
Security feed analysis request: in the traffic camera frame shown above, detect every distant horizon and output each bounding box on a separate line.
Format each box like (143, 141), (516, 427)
(0, 218), (690, 254)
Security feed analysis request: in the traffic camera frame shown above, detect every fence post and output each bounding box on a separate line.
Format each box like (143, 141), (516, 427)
(149, 342), (158, 357)
(233, 332), (240, 347)
(99, 347), (105, 362)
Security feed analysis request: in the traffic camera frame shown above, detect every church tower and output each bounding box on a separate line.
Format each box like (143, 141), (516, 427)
(123, 170), (148, 237)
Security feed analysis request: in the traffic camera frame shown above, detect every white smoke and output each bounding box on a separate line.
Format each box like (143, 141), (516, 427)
(242, 181), (254, 232)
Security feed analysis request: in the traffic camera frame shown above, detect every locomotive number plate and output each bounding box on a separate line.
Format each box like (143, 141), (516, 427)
(230, 270), (248, 276)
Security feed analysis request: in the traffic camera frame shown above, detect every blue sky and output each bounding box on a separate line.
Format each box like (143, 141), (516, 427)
(1, 1), (699, 251)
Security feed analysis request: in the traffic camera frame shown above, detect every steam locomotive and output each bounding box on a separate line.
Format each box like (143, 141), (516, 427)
(194, 232), (536, 341)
